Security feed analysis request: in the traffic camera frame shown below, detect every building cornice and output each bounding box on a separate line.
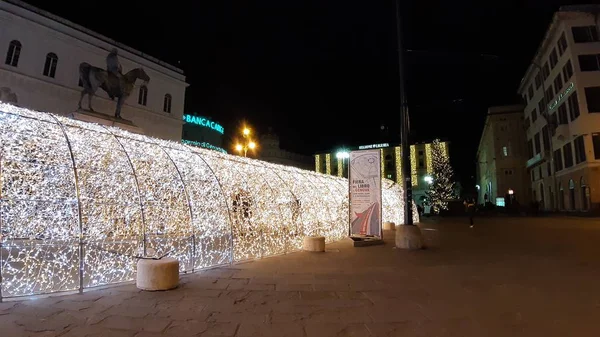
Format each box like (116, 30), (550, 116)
(2, 0), (186, 80)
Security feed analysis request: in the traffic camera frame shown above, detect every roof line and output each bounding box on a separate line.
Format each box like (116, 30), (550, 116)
(4, 0), (184, 75)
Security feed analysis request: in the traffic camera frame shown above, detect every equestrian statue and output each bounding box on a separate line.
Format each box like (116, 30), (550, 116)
(78, 48), (150, 119)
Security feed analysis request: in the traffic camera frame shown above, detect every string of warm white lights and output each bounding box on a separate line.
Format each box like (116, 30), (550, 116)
(0, 102), (418, 299)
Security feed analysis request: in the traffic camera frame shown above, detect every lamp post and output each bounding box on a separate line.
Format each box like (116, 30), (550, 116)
(394, 0), (413, 226)
(394, 0), (423, 249)
(235, 127), (257, 157)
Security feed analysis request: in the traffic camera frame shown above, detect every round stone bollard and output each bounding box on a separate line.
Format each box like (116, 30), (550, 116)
(136, 257), (179, 291)
(395, 225), (423, 250)
(383, 222), (396, 230)
(303, 236), (325, 252)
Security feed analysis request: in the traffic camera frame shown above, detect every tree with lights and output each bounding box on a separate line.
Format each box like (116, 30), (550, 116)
(426, 139), (455, 213)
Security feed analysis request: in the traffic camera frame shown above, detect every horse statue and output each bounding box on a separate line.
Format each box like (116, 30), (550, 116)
(78, 63), (150, 119)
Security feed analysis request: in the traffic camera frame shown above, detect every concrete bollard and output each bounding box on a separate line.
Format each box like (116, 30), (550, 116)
(136, 257), (179, 291)
(303, 236), (325, 252)
(395, 225), (423, 250)
(383, 222), (396, 230)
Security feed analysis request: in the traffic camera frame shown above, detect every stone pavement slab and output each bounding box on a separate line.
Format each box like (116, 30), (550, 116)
(1, 217), (600, 336)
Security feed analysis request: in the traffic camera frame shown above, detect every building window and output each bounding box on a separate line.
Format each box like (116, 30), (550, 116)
(563, 60), (573, 81)
(547, 163), (552, 177)
(585, 87), (600, 113)
(574, 136), (586, 164)
(542, 125), (550, 152)
(138, 85), (148, 106)
(531, 107), (538, 122)
(572, 26), (600, 43)
(5, 40), (21, 67)
(537, 100), (544, 118)
(163, 94), (172, 113)
(545, 86), (554, 105)
(578, 54), (600, 71)
(563, 143), (574, 168)
(531, 169), (535, 182)
(43, 52), (58, 78)
(535, 73), (542, 90)
(553, 73), (563, 92)
(505, 169), (513, 175)
(558, 32), (568, 55)
(534, 133), (541, 154)
(549, 48), (559, 69)
(502, 146), (508, 157)
(554, 149), (563, 171)
(542, 62), (550, 81)
(528, 85), (534, 100)
(528, 139), (534, 158)
(568, 91), (580, 120)
(78, 77), (83, 87)
(558, 103), (568, 125)
(594, 134), (600, 160)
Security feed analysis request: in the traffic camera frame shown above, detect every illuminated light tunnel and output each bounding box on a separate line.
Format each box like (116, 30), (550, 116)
(0, 103), (419, 299)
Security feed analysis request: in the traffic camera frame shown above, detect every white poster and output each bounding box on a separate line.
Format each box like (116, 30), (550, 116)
(349, 149), (382, 236)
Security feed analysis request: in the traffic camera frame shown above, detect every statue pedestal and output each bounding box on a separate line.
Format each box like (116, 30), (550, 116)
(68, 110), (143, 134)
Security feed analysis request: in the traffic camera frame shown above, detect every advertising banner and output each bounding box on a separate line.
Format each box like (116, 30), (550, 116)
(349, 149), (382, 237)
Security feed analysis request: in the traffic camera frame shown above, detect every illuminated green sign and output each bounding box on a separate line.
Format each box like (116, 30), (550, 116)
(183, 114), (224, 134)
(182, 139), (227, 153)
(548, 82), (574, 111)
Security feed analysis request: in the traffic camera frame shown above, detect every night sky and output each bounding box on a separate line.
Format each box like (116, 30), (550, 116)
(22, 0), (591, 188)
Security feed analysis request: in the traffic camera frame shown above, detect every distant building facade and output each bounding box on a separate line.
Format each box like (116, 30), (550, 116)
(517, 5), (600, 212)
(182, 113), (226, 153)
(315, 141), (450, 205)
(0, 0), (187, 141)
(476, 105), (531, 206)
(258, 131), (313, 170)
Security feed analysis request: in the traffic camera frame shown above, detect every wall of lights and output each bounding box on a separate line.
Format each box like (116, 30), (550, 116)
(0, 103), (418, 299)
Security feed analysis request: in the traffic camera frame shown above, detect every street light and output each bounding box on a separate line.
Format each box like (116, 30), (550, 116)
(395, 0), (414, 226)
(336, 151), (349, 159)
(424, 175), (433, 184)
(235, 126), (257, 157)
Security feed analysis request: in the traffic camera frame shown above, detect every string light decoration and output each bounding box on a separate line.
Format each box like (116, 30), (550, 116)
(394, 146), (402, 186)
(426, 139), (455, 213)
(425, 143), (432, 175)
(325, 154), (331, 175)
(0, 103), (418, 299)
(315, 155), (321, 173)
(337, 158), (343, 177)
(380, 149), (384, 178)
(410, 145), (417, 186)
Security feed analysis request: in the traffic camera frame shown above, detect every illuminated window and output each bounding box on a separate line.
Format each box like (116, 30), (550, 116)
(502, 146), (508, 157)
(496, 197), (505, 207)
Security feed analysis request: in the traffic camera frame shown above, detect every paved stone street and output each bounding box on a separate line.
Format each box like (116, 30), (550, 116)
(2, 216), (600, 336)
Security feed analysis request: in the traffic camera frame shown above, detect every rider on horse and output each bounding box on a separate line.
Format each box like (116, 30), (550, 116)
(106, 48), (122, 99)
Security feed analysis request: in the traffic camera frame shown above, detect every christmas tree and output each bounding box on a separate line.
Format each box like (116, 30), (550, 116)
(426, 139), (455, 213)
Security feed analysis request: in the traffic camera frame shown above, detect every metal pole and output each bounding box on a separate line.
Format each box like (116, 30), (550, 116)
(395, 0), (413, 225)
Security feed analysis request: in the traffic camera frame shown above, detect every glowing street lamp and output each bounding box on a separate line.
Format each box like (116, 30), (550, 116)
(424, 175), (433, 184)
(235, 125), (257, 157)
(336, 151), (349, 159)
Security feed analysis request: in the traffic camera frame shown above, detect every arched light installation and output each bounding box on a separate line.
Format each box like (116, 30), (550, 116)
(0, 103), (419, 299)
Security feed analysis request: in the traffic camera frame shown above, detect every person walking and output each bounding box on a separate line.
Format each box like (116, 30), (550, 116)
(464, 198), (475, 228)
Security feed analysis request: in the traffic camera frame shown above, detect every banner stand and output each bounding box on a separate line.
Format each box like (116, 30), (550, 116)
(348, 150), (384, 247)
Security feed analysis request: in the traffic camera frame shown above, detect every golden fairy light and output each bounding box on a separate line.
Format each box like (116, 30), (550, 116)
(0, 102), (418, 298)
